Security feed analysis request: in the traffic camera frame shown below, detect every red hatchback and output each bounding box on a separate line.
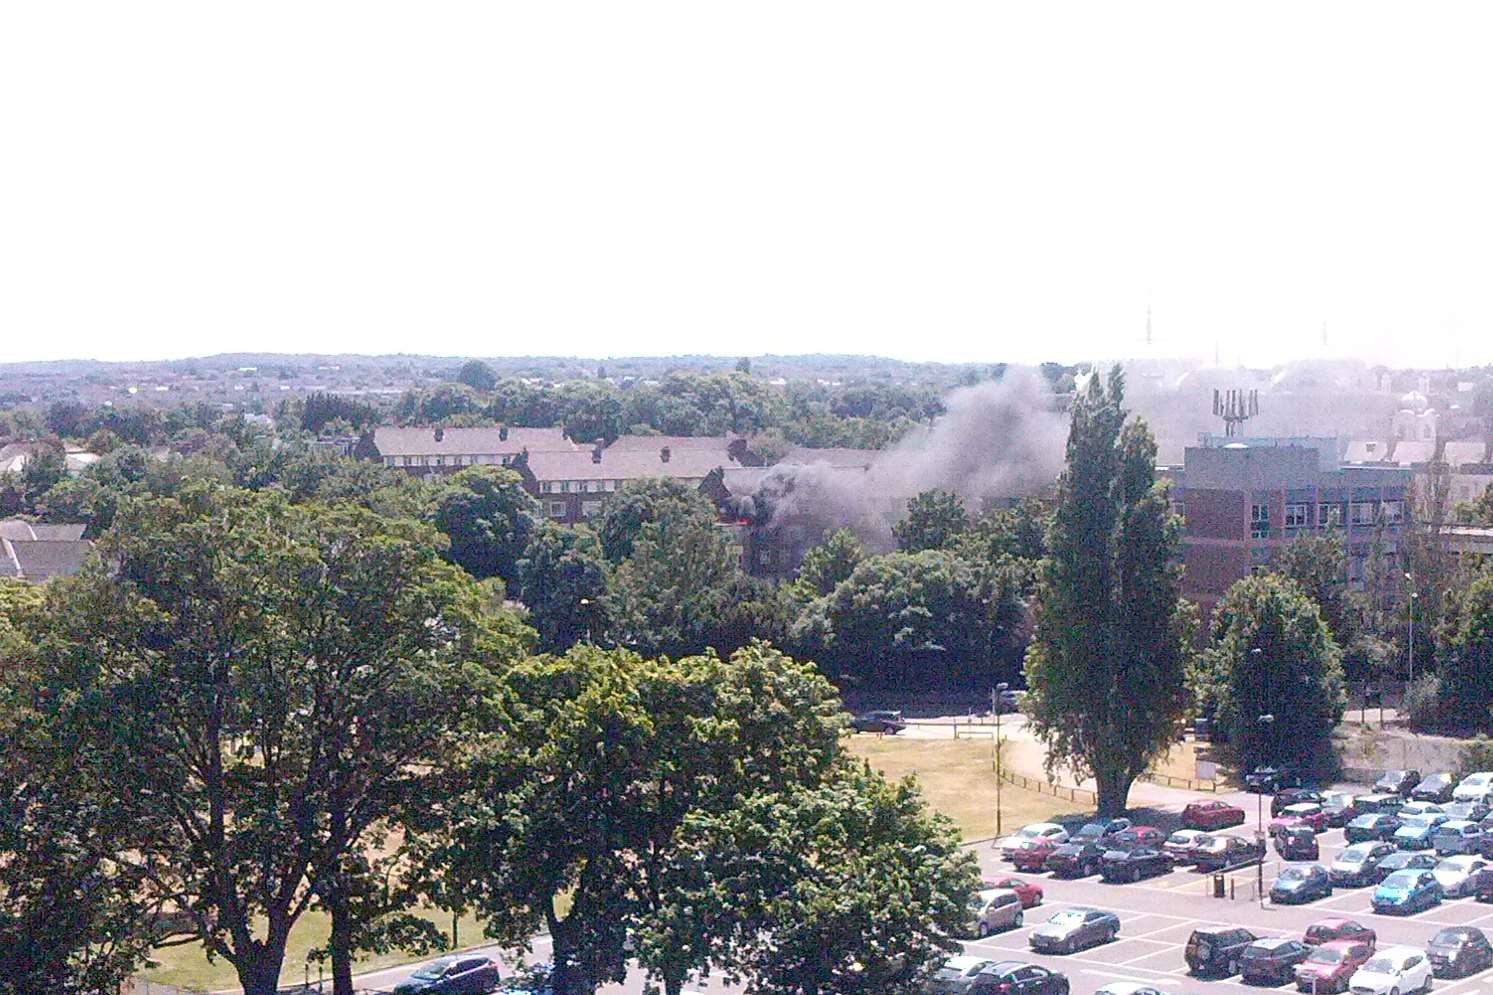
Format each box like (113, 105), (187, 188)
(1303, 917), (1377, 947)
(1182, 800), (1247, 831)
(983, 875), (1044, 908)
(1294, 940), (1376, 993)
(1011, 837), (1062, 872)
(1270, 803), (1330, 835)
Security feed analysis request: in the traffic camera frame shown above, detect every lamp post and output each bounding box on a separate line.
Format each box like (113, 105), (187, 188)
(1257, 713), (1275, 906)
(994, 682), (1009, 841)
(1404, 573), (1417, 689)
(579, 597), (593, 644)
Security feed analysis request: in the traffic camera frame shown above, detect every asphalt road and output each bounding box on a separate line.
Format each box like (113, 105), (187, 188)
(358, 788), (1493, 995)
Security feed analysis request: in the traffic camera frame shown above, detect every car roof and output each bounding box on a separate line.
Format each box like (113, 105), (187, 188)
(1252, 937), (1296, 948)
(1434, 927), (1482, 939)
(984, 960), (1033, 974)
(1310, 916), (1354, 927)
(945, 955), (991, 970)
(1375, 945), (1425, 959)
(982, 887), (1021, 900)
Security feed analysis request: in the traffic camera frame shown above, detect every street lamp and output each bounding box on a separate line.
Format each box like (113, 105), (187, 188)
(579, 597), (593, 644)
(994, 682), (1009, 842)
(1257, 713), (1275, 906)
(1404, 573), (1418, 689)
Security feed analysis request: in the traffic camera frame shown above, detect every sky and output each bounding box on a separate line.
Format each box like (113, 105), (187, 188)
(3, 3), (1492, 368)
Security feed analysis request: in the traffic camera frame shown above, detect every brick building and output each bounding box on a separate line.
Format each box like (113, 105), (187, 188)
(518, 441), (738, 525)
(368, 425), (575, 477)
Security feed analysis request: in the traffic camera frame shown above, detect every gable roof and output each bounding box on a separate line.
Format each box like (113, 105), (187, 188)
(0, 519), (86, 541)
(372, 426), (575, 457)
(1, 539), (92, 581)
(523, 446), (728, 483)
(604, 434), (742, 453)
(780, 446), (881, 469)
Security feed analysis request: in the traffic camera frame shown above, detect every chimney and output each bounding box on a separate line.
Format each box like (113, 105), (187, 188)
(433, 427), (444, 443)
(499, 425), (509, 442)
(592, 443), (603, 464)
(660, 446), (671, 463)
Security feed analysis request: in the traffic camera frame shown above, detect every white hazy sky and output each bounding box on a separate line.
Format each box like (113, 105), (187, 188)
(3, 3), (1492, 368)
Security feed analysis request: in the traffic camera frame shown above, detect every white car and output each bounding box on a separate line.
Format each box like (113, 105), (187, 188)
(1095, 984), (1174, 995)
(925, 955), (994, 994)
(1455, 771), (1493, 803)
(1433, 855), (1490, 897)
(998, 822), (1069, 858)
(1349, 946), (1433, 995)
(1400, 801), (1445, 818)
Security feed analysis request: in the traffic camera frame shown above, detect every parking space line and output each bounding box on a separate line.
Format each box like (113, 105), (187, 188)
(1117, 946), (1180, 965)
(963, 939), (1180, 977)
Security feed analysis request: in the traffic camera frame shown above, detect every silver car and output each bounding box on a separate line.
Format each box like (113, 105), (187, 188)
(972, 888), (1025, 937)
(926, 956), (996, 994)
(1029, 907), (1120, 954)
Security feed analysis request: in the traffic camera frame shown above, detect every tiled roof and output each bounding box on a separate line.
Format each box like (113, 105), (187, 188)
(1444, 441), (1490, 467)
(780, 446), (881, 469)
(523, 446), (728, 483)
(715, 467), (774, 496)
(372, 426), (575, 457)
(1392, 441), (1437, 465)
(2, 539), (91, 581)
(604, 434), (742, 452)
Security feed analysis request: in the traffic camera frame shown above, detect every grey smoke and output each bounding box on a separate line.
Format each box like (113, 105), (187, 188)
(755, 369), (1069, 549)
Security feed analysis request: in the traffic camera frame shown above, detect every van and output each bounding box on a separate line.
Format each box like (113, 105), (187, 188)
(971, 888), (1024, 937)
(1187, 927), (1258, 976)
(1355, 793), (1405, 815)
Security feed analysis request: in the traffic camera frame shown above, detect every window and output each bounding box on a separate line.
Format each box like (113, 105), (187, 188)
(539, 481), (553, 494)
(605, 479), (618, 492)
(559, 481), (570, 493)
(1351, 502), (1376, 526)
(586, 480), (601, 493)
(548, 501), (567, 518)
(433, 456), (444, 466)
(500, 455), (513, 465)
(1250, 504), (1270, 539)
(1285, 503), (1310, 529)
(581, 500), (602, 518)
(1319, 503), (1342, 527)
(1381, 500), (1404, 524)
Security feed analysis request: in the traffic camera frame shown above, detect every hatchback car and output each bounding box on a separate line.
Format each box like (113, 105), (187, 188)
(1067, 818), (1132, 844)
(1011, 837), (1063, 872)
(1272, 788), (1325, 817)
(1303, 918), (1376, 947)
(999, 823), (1069, 859)
(1346, 813), (1403, 844)
(968, 962), (1070, 995)
(1374, 770), (1421, 797)
(1321, 791), (1361, 828)
(1394, 813), (1450, 850)
(926, 956), (996, 995)
(394, 955), (501, 995)
(1455, 771), (1493, 804)
(1193, 834), (1265, 872)
(982, 876), (1043, 908)
(1100, 846), (1173, 883)
(1295, 941), (1376, 994)
(849, 710), (907, 734)
(1248, 764), (1307, 794)
(1185, 927), (1258, 977)
(1182, 800), (1246, 831)
(1412, 773), (1456, 804)
(1272, 803), (1330, 834)
(1275, 826), (1319, 862)
(1372, 869), (1442, 914)
(1372, 850), (1438, 877)
(1347, 946), (1433, 995)
(1427, 927), (1493, 978)
(1433, 820), (1486, 856)
(1331, 843), (1396, 887)
(1045, 840), (1108, 878)
(1028, 908), (1120, 954)
(1355, 793), (1407, 815)
(1432, 855), (1490, 897)
(1163, 829), (1209, 863)
(971, 889), (1026, 937)
(1271, 864), (1332, 904)
(1240, 938), (1312, 985)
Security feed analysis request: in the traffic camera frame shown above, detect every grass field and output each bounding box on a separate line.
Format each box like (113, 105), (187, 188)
(845, 733), (1083, 840)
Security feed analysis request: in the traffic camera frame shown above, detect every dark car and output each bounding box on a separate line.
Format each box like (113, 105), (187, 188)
(394, 955), (502, 995)
(1046, 840), (1107, 878)
(1303, 917), (1376, 947)
(1270, 864), (1332, 905)
(496, 963), (555, 995)
(1068, 818), (1132, 844)
(1345, 813), (1403, 844)
(1275, 826), (1319, 861)
(1330, 842), (1396, 886)
(1247, 764), (1306, 794)
(1412, 772), (1457, 804)
(968, 961), (1070, 995)
(849, 710), (907, 734)
(1240, 938), (1313, 985)
(1028, 907), (1120, 954)
(1445, 801), (1492, 823)
(1186, 927), (1258, 977)
(1353, 793), (1406, 816)
(1182, 800), (1247, 831)
(1373, 850), (1438, 877)
(1375, 770), (1422, 797)
(1193, 834), (1266, 872)
(1099, 846), (1174, 883)
(1272, 788), (1325, 818)
(1428, 927), (1493, 977)
(1294, 940), (1376, 993)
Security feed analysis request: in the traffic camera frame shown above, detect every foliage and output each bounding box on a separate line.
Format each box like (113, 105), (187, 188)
(1193, 573), (1346, 771)
(795, 527), (865, 597)
(1402, 674), (1448, 731)
(1453, 483), (1493, 527)
(297, 392), (381, 434)
(893, 489), (969, 552)
(517, 521), (610, 654)
(1023, 368), (1193, 815)
(455, 360), (498, 392)
(606, 516), (743, 658)
(596, 477), (719, 564)
(427, 466), (539, 582)
(1432, 567), (1493, 730)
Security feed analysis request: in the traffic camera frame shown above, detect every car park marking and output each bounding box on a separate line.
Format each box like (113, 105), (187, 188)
(1082, 969), (1171, 984)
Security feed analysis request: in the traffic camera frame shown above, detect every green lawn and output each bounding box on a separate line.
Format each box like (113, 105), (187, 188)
(845, 734), (1082, 840)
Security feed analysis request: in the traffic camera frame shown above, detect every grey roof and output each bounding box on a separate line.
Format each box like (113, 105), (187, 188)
(1393, 441), (1437, 465)
(1445, 441), (1490, 467)
(372, 426), (574, 457)
(604, 434), (741, 452)
(780, 446), (880, 469)
(0, 518), (86, 541)
(715, 466), (774, 496)
(1, 538), (91, 580)
(523, 446), (728, 483)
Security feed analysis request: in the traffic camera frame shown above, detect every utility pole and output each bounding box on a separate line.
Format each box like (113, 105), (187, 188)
(1257, 713), (1275, 907)
(994, 682), (1009, 841)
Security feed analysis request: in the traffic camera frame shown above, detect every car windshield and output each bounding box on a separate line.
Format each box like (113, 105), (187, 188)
(1341, 844), (1376, 860)
(1403, 815), (1437, 828)
(1307, 948), (1344, 964)
(1469, 775), (1492, 786)
(1048, 911), (1084, 926)
(1017, 825), (1046, 838)
(1280, 867), (1310, 880)
(412, 957), (457, 979)
(1168, 832), (1193, 844)
(1382, 871), (1421, 887)
(1075, 823), (1105, 839)
(1442, 857), (1479, 871)
(1362, 958), (1396, 974)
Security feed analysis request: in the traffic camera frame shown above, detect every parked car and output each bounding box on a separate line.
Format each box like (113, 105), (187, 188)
(1193, 834), (1265, 872)
(1303, 918), (1376, 947)
(1395, 813), (1450, 850)
(1094, 984), (1176, 995)
(1275, 826), (1320, 862)
(982, 875), (1043, 908)
(1372, 869), (1443, 914)
(1346, 813), (1403, 844)
(495, 963), (554, 995)
(1240, 938), (1313, 985)
(1455, 771), (1493, 804)
(1428, 927), (1493, 978)
(1046, 840), (1108, 878)
(1373, 851), (1438, 878)
(1347, 946), (1433, 995)
(1444, 801), (1491, 823)
(1294, 940), (1376, 993)
(1355, 792), (1407, 815)
(1272, 788), (1325, 817)
(393, 955), (502, 995)
(1185, 927), (1258, 977)
(1028, 907), (1120, 954)
(1330, 842), (1397, 887)
(1320, 791), (1361, 828)
(1109, 826), (1165, 849)
(1100, 846), (1174, 883)
(999, 823), (1069, 859)
(1412, 773), (1456, 804)
(1247, 764), (1306, 793)
(968, 961), (1070, 995)
(1433, 855), (1491, 897)
(1271, 803), (1330, 835)
(1068, 818), (1132, 843)
(1433, 820), (1486, 856)
(1270, 863), (1333, 904)
(926, 956), (996, 995)
(849, 710), (907, 734)
(1164, 829), (1209, 863)
(1011, 837), (1063, 872)
(1374, 770), (1421, 797)
(1182, 800), (1246, 831)
(993, 689), (1024, 714)
(1399, 801), (1445, 818)
(971, 888), (1026, 937)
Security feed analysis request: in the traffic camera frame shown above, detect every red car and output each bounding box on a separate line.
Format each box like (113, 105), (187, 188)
(1110, 825), (1165, 848)
(1270, 803), (1330, 835)
(983, 875), (1044, 908)
(1010, 837), (1061, 872)
(1303, 917), (1377, 947)
(1294, 940), (1376, 993)
(1182, 800), (1247, 831)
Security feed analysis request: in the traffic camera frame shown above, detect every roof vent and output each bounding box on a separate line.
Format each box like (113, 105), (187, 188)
(433, 427), (444, 443)
(660, 446), (671, 463)
(499, 425), (509, 442)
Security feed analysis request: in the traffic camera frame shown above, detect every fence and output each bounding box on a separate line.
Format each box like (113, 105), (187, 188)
(999, 768), (1098, 805)
(1141, 769), (1219, 793)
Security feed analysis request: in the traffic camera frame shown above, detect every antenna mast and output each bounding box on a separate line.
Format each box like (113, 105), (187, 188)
(1213, 388), (1260, 438)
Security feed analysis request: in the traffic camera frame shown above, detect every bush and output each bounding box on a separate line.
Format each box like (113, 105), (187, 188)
(1458, 735), (1493, 778)
(1404, 674), (1449, 731)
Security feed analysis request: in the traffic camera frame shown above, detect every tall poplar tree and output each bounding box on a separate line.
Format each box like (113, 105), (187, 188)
(1023, 368), (1193, 815)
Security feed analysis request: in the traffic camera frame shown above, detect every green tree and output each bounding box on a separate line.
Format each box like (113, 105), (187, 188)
(795, 527), (865, 596)
(596, 477), (718, 563)
(893, 489), (969, 552)
(1434, 567), (1493, 730)
(1193, 573), (1346, 770)
(428, 466), (539, 581)
(607, 516), (741, 657)
(15, 487), (529, 995)
(1023, 368), (1193, 815)
(517, 521), (610, 653)
(455, 359), (498, 392)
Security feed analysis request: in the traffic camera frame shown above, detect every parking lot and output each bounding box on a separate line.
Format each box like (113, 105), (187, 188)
(966, 791), (1493, 995)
